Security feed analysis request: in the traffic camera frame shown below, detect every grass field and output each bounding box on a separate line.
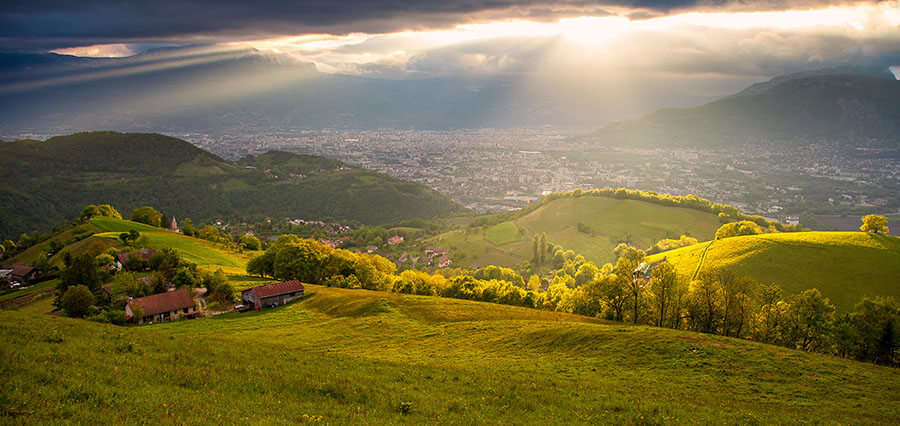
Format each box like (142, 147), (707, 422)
(484, 221), (524, 245)
(90, 216), (165, 233)
(431, 196), (722, 268)
(647, 231), (900, 311)
(1, 285), (898, 424)
(87, 217), (258, 275)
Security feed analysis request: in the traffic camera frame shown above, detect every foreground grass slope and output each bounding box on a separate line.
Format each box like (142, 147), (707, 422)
(648, 232), (900, 311)
(2, 285), (899, 423)
(433, 196), (721, 268)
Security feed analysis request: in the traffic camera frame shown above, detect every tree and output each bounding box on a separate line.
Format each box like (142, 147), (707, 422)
(57, 253), (101, 307)
(131, 206), (162, 227)
(247, 254), (271, 277)
(197, 226), (222, 243)
(613, 249), (646, 324)
(538, 233), (548, 264)
(685, 271), (724, 334)
(61, 285), (95, 318)
(719, 271), (755, 338)
(594, 273), (629, 322)
(859, 214), (889, 234)
(181, 218), (196, 236)
(118, 230), (139, 246)
(786, 289), (835, 351)
(574, 263), (599, 287)
(715, 221), (763, 240)
(97, 204), (121, 219)
(649, 261), (678, 327)
(849, 297), (899, 364)
(79, 205), (102, 221)
(239, 234), (261, 250)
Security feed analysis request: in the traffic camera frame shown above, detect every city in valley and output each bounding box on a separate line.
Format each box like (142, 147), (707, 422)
(152, 129), (897, 226)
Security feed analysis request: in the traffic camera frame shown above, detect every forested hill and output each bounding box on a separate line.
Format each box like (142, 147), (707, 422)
(0, 131), (465, 239)
(583, 74), (900, 147)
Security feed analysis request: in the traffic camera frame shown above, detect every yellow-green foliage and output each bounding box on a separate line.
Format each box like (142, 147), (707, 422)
(861, 214), (890, 234)
(647, 232), (900, 311)
(1, 285), (898, 424)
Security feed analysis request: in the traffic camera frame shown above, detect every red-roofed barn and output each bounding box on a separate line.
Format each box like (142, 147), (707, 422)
(242, 280), (305, 310)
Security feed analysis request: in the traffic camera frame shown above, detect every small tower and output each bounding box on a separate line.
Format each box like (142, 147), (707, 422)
(170, 216), (179, 232)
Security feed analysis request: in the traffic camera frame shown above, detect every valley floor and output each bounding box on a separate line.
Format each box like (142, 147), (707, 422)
(2, 285), (899, 424)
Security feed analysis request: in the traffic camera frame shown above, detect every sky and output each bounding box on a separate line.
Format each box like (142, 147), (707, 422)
(2, 1), (899, 100)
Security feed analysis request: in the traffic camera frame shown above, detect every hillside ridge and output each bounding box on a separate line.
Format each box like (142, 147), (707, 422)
(0, 131), (465, 239)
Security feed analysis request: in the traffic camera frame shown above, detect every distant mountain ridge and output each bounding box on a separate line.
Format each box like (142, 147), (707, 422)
(0, 132), (465, 239)
(584, 71), (900, 147)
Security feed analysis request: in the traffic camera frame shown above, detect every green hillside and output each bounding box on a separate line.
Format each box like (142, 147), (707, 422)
(647, 231), (900, 311)
(2, 284), (898, 423)
(5, 217), (255, 278)
(0, 131), (465, 239)
(432, 196), (721, 268)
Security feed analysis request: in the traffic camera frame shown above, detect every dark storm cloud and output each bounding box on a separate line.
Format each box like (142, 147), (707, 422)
(0, 0), (878, 50)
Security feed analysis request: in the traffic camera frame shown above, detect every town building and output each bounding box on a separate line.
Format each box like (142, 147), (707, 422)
(241, 280), (305, 310)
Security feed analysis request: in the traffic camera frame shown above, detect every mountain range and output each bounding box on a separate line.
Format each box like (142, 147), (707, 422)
(583, 72), (900, 147)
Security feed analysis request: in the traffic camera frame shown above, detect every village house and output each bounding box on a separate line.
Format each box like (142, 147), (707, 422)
(9, 264), (39, 283)
(387, 236), (404, 245)
(125, 289), (196, 324)
(365, 245), (377, 253)
(437, 256), (452, 268)
(241, 280), (305, 310)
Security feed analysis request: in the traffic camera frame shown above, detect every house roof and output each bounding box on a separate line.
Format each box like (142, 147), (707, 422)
(245, 280), (305, 299)
(11, 264), (35, 278)
(128, 289), (194, 316)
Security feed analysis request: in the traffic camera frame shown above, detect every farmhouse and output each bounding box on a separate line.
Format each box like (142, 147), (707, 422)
(242, 280), (305, 310)
(9, 264), (39, 283)
(125, 289), (196, 324)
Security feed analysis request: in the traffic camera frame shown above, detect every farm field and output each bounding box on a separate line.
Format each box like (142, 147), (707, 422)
(1, 284), (899, 424)
(647, 231), (900, 311)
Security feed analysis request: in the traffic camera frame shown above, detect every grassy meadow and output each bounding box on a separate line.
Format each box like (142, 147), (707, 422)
(89, 217), (258, 276)
(647, 231), (900, 311)
(2, 284), (899, 424)
(430, 196), (722, 268)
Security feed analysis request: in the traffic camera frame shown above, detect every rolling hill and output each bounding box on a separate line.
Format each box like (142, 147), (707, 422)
(0, 131), (465, 239)
(2, 284), (898, 423)
(584, 73), (900, 147)
(646, 231), (900, 311)
(431, 195), (722, 268)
